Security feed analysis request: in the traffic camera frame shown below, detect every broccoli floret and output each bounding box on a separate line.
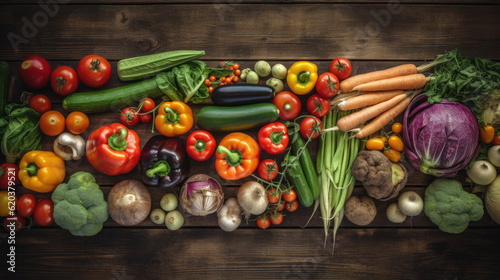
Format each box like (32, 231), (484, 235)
(424, 178), (484, 234)
(51, 172), (108, 237)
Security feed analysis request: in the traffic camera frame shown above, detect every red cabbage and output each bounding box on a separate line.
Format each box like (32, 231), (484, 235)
(402, 94), (480, 177)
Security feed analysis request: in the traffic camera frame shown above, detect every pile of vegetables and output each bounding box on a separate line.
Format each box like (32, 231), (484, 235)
(2, 47), (500, 243)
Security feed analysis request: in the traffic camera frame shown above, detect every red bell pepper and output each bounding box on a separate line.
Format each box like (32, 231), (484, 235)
(186, 130), (216, 161)
(257, 122), (289, 155)
(0, 163), (20, 189)
(86, 123), (141, 175)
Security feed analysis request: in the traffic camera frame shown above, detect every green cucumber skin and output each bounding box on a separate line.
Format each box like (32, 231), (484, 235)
(286, 155), (314, 208)
(195, 103), (279, 132)
(117, 50), (205, 81)
(0, 61), (9, 117)
(291, 136), (320, 200)
(62, 78), (163, 113)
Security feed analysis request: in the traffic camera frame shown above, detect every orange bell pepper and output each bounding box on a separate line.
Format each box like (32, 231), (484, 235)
(154, 101), (193, 137)
(215, 132), (261, 180)
(18, 150), (66, 193)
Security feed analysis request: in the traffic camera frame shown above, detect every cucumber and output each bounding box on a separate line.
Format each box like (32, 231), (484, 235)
(285, 155), (314, 207)
(211, 84), (275, 105)
(195, 103), (279, 132)
(291, 133), (320, 200)
(117, 50), (205, 81)
(0, 61), (10, 117)
(62, 77), (163, 113)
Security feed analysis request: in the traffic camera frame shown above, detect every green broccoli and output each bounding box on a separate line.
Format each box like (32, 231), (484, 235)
(51, 171), (109, 236)
(424, 178), (484, 234)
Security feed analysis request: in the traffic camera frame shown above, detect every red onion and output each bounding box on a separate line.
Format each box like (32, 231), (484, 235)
(179, 174), (224, 216)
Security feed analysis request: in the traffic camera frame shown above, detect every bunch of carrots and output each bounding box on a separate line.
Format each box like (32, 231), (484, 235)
(330, 58), (448, 138)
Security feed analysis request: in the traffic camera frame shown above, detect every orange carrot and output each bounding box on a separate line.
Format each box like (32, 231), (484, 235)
(336, 93), (408, 132)
(354, 94), (415, 138)
(337, 90), (405, 111)
(351, 74), (429, 92)
(340, 64), (417, 93)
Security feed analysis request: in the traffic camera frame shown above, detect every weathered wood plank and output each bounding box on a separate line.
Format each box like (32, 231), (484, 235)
(1, 4), (499, 60)
(2, 228), (499, 280)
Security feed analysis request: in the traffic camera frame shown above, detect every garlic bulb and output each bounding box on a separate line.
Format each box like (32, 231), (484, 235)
(217, 198), (242, 232)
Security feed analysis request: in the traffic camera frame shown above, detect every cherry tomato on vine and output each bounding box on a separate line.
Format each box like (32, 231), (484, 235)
(256, 215), (271, 229)
(139, 98), (156, 113)
(40, 110), (65, 136)
(28, 94), (52, 114)
(329, 57), (352, 81)
(66, 111), (90, 134)
(300, 116), (323, 140)
(77, 54), (112, 88)
(18, 55), (52, 89)
(270, 212), (284, 225)
(493, 135), (500, 145)
(269, 201), (286, 212)
(282, 189), (297, 203)
(257, 159), (279, 181)
(285, 200), (299, 212)
(391, 122), (403, 134)
(50, 66), (79, 96)
(16, 193), (37, 218)
(315, 72), (340, 98)
(384, 148), (402, 163)
(306, 94), (331, 118)
(266, 188), (281, 204)
(3, 214), (27, 232)
(365, 137), (386, 150)
(272, 91), (302, 121)
(388, 135), (404, 152)
(120, 107), (140, 127)
(33, 199), (54, 226)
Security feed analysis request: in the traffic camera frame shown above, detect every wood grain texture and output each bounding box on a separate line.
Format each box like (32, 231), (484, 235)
(0, 4), (499, 60)
(2, 228), (499, 280)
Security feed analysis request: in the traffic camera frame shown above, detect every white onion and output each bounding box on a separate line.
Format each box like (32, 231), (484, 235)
(466, 160), (497, 186)
(398, 191), (423, 217)
(237, 181), (269, 217)
(386, 202), (407, 223)
(488, 145), (500, 168)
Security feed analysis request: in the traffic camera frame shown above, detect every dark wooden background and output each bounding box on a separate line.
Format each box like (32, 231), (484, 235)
(1, 1), (499, 280)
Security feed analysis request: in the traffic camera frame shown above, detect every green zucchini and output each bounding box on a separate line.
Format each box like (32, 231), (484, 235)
(291, 134), (320, 200)
(195, 103), (279, 132)
(62, 77), (163, 113)
(117, 50), (205, 81)
(0, 61), (10, 117)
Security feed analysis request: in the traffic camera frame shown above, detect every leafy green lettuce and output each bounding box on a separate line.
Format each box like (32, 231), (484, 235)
(0, 104), (42, 163)
(156, 60), (233, 103)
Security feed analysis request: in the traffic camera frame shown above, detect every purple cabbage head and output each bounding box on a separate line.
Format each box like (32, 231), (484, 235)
(402, 94), (480, 178)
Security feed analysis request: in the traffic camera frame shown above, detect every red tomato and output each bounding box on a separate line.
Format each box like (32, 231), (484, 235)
(33, 199), (54, 226)
(306, 94), (331, 118)
(120, 107), (139, 127)
(329, 57), (352, 81)
(256, 215), (271, 229)
(315, 72), (340, 98)
(493, 135), (500, 145)
(272, 91), (302, 121)
(269, 201), (286, 212)
(77, 54), (112, 88)
(139, 98), (156, 113)
(282, 189), (297, 203)
(39, 110), (65, 136)
(28, 94), (52, 114)
(139, 113), (153, 123)
(270, 212), (284, 225)
(3, 214), (27, 232)
(285, 200), (299, 212)
(66, 111), (90, 134)
(18, 55), (52, 89)
(266, 188), (281, 204)
(300, 116), (323, 140)
(0, 163), (20, 190)
(50, 66), (79, 96)
(16, 193), (37, 217)
(257, 159), (279, 181)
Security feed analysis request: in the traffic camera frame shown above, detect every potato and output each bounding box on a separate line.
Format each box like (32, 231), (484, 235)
(344, 196), (377, 226)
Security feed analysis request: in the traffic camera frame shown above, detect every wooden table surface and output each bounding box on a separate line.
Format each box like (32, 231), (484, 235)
(1, 1), (500, 280)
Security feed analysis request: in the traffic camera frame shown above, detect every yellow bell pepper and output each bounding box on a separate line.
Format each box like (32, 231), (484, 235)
(287, 61), (318, 95)
(19, 151), (66, 193)
(154, 101), (194, 137)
